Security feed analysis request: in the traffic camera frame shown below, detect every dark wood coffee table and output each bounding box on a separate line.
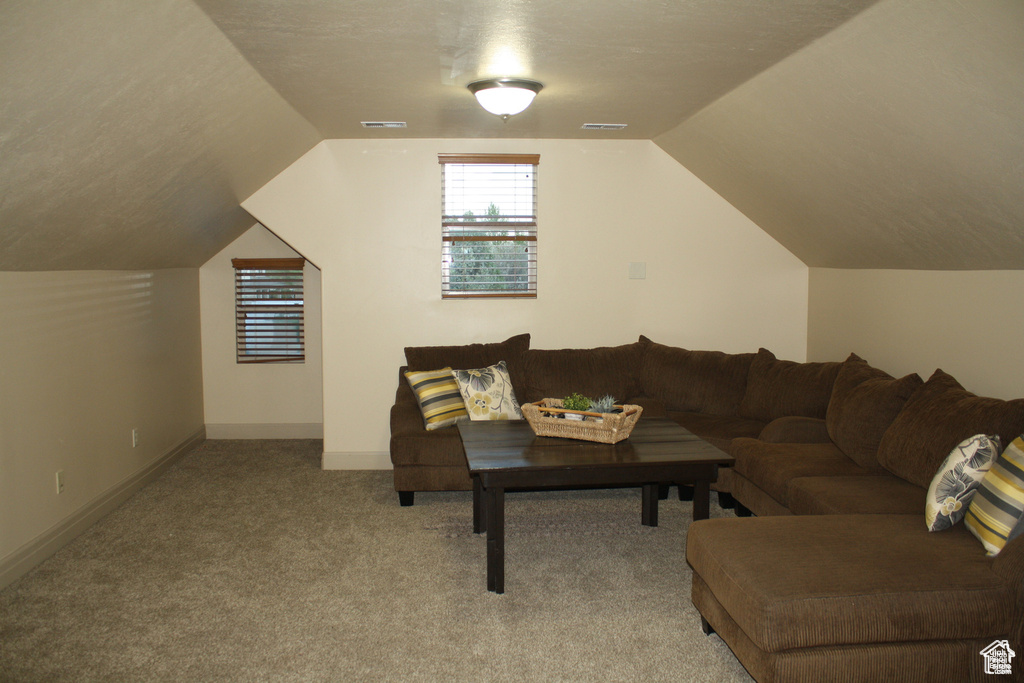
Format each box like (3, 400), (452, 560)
(458, 418), (733, 593)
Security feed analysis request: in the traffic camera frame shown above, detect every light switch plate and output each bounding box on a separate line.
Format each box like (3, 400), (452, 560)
(628, 262), (646, 279)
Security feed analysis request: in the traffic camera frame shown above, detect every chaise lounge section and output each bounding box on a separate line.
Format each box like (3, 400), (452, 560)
(688, 354), (1024, 681)
(688, 514), (1024, 682)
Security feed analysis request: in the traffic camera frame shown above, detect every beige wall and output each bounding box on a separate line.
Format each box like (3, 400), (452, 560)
(244, 139), (810, 467)
(0, 269), (204, 584)
(199, 224), (323, 438)
(807, 268), (1024, 400)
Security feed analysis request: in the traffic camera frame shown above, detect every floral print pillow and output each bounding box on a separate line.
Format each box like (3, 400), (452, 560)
(451, 361), (523, 421)
(925, 433), (1000, 532)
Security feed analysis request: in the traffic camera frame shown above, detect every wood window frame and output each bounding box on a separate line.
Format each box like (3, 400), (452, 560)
(439, 153), (539, 299)
(232, 257), (306, 364)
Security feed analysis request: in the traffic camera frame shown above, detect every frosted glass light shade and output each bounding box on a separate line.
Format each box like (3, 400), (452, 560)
(468, 79), (543, 117)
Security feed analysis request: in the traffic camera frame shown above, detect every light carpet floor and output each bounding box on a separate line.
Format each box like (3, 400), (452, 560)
(0, 439), (753, 682)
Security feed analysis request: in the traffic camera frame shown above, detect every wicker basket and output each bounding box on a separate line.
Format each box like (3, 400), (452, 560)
(521, 399), (643, 444)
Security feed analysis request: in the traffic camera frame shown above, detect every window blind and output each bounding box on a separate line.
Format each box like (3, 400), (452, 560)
(231, 258), (305, 363)
(439, 153), (539, 298)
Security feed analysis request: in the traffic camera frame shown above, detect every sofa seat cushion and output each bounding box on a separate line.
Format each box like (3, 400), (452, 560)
(739, 348), (841, 422)
(787, 475), (926, 515)
(826, 353), (923, 468)
(639, 337), (754, 415)
(758, 416), (830, 444)
(686, 515), (1013, 653)
(389, 428), (465, 468)
(667, 411), (764, 455)
(877, 369), (1024, 489)
(521, 342), (645, 404)
(732, 438), (874, 507)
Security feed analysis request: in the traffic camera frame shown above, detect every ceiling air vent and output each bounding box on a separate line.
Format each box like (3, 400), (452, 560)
(361, 121), (407, 128)
(582, 123), (627, 131)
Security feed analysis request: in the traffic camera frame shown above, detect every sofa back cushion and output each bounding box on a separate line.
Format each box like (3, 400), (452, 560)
(738, 348), (841, 422)
(639, 337), (753, 416)
(522, 342), (645, 404)
(877, 369), (1024, 489)
(404, 333), (530, 395)
(826, 353), (924, 468)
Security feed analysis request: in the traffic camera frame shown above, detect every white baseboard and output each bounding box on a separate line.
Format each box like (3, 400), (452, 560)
(322, 451), (392, 470)
(0, 426), (206, 591)
(205, 423), (323, 439)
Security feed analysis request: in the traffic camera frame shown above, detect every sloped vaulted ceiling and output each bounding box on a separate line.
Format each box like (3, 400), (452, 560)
(655, 0), (1024, 270)
(192, 0), (878, 141)
(0, 0), (320, 271)
(2, 0), (880, 271)
(3, 0), (1022, 272)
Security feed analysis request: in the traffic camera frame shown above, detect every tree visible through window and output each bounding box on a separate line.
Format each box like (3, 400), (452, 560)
(231, 258), (305, 363)
(440, 153), (538, 298)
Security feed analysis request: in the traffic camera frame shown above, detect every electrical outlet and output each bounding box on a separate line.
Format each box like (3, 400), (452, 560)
(56, 470), (65, 495)
(132, 429), (139, 448)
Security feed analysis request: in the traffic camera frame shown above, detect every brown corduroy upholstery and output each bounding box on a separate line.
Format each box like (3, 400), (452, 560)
(757, 416), (830, 444)
(825, 353), (923, 468)
(668, 412), (765, 494)
(739, 348), (841, 422)
(877, 368), (1024, 489)
(691, 573), (997, 683)
(392, 333), (531, 497)
(732, 438), (876, 508)
(687, 515), (1015, 652)
(786, 474), (925, 515)
(390, 367), (472, 493)
(391, 463), (471, 492)
(403, 332), (530, 372)
(668, 411), (765, 450)
(731, 472), (793, 516)
(520, 342), (646, 404)
(639, 336), (754, 415)
(691, 362), (1024, 683)
(403, 332), (531, 397)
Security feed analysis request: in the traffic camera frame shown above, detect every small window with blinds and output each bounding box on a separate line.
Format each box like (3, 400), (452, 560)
(440, 153), (538, 298)
(231, 258), (305, 363)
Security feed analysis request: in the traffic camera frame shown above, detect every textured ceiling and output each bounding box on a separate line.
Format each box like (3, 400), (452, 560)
(193, 0), (877, 140)
(0, 0), (319, 270)
(655, 0), (1024, 270)
(3, 0), (1022, 272)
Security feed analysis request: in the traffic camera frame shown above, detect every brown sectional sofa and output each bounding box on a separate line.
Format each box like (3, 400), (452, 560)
(390, 333), (532, 503)
(689, 355), (1024, 682)
(392, 335), (1024, 681)
(390, 333), (840, 506)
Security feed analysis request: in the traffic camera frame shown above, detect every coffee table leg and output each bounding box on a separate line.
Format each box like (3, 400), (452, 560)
(693, 480), (711, 521)
(486, 487), (505, 593)
(641, 484), (659, 527)
(473, 477), (485, 534)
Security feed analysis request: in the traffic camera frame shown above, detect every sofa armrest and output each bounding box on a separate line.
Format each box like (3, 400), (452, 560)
(758, 416), (830, 444)
(390, 366), (426, 437)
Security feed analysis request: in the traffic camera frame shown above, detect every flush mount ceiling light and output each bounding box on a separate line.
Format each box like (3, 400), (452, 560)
(467, 78), (543, 120)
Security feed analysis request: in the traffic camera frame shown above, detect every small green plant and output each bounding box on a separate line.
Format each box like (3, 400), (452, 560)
(562, 392), (591, 412)
(589, 395), (617, 413)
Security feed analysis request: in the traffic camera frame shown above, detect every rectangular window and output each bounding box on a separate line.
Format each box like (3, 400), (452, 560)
(440, 153), (538, 298)
(231, 258), (305, 363)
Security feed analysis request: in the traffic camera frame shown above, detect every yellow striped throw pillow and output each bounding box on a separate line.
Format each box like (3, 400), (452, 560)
(965, 435), (1024, 555)
(404, 367), (469, 431)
